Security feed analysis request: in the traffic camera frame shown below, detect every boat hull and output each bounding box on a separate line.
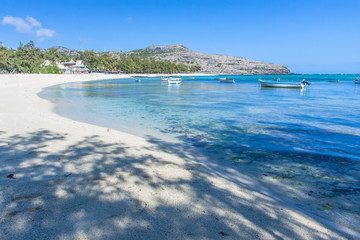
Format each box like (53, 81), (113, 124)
(259, 80), (304, 89)
(168, 77), (182, 85)
(168, 81), (181, 84)
(220, 79), (235, 83)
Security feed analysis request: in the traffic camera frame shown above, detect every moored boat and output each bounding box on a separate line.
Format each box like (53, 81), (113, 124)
(161, 77), (169, 81)
(354, 78), (360, 84)
(219, 78), (235, 83)
(258, 79), (308, 89)
(168, 77), (182, 85)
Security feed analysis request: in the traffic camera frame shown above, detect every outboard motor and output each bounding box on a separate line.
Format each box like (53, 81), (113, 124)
(302, 79), (311, 85)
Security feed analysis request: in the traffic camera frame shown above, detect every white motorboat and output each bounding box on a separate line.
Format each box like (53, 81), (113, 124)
(258, 79), (308, 89)
(168, 77), (182, 85)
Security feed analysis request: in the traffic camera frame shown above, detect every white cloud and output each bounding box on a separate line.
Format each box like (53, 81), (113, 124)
(2, 15), (56, 40)
(2, 16), (33, 33)
(36, 28), (55, 38)
(26, 16), (41, 28)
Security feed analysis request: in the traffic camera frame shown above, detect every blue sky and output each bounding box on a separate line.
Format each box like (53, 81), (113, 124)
(1, 0), (359, 73)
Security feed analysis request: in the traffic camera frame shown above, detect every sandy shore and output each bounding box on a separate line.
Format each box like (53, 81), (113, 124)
(0, 73), (358, 239)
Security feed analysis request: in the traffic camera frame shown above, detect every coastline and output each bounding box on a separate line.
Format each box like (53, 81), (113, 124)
(0, 73), (358, 239)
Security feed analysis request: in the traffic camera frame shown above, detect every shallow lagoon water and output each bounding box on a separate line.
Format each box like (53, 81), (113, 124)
(42, 74), (360, 161)
(41, 74), (360, 227)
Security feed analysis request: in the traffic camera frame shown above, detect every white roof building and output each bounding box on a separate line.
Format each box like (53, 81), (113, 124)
(57, 64), (67, 70)
(75, 60), (84, 67)
(41, 60), (52, 67)
(42, 59), (89, 73)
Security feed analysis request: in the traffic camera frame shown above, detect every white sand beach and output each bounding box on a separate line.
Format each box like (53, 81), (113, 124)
(0, 74), (358, 240)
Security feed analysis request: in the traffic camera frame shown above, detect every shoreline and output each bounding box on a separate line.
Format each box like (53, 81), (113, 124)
(0, 73), (358, 239)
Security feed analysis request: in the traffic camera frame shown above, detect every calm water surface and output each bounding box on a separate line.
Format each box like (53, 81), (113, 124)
(41, 74), (360, 162)
(40, 74), (360, 227)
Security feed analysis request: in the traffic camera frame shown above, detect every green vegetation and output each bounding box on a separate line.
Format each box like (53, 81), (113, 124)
(129, 45), (188, 58)
(1, 41), (43, 73)
(0, 41), (201, 74)
(79, 51), (201, 73)
(0, 41), (68, 73)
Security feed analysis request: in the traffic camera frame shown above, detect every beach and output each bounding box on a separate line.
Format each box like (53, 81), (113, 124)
(0, 74), (358, 240)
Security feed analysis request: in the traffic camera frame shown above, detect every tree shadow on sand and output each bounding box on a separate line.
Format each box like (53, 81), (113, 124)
(0, 129), (358, 239)
(172, 118), (360, 233)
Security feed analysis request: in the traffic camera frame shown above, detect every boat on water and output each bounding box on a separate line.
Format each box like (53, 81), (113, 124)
(219, 78), (235, 83)
(258, 79), (309, 89)
(189, 76), (195, 79)
(135, 79), (141, 83)
(168, 77), (182, 85)
(354, 78), (360, 84)
(161, 77), (169, 81)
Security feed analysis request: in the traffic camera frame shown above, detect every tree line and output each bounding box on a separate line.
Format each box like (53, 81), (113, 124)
(0, 41), (201, 74)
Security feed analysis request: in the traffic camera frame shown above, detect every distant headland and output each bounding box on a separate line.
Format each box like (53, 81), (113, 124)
(0, 41), (291, 75)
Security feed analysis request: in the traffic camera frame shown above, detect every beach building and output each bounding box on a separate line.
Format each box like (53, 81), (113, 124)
(62, 59), (76, 68)
(59, 59), (89, 73)
(41, 59), (89, 73)
(41, 60), (52, 68)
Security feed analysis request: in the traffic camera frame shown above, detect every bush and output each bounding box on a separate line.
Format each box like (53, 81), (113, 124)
(46, 64), (61, 74)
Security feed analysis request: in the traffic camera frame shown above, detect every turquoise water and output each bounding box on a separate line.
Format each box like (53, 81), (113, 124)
(40, 74), (360, 225)
(41, 74), (360, 162)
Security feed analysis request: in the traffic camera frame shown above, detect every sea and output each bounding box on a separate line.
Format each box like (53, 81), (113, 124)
(40, 74), (360, 224)
(40, 74), (360, 160)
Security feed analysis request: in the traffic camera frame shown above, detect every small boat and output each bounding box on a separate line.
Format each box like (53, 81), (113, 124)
(219, 78), (235, 83)
(168, 77), (182, 85)
(259, 79), (308, 89)
(189, 76), (195, 79)
(135, 79), (141, 83)
(354, 78), (360, 84)
(161, 77), (169, 81)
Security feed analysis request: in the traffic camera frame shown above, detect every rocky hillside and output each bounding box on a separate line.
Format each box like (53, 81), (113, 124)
(128, 44), (291, 75)
(52, 44), (291, 75)
(52, 46), (82, 56)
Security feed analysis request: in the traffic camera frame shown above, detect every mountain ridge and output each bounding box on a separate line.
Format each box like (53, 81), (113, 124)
(125, 44), (291, 75)
(53, 44), (291, 75)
